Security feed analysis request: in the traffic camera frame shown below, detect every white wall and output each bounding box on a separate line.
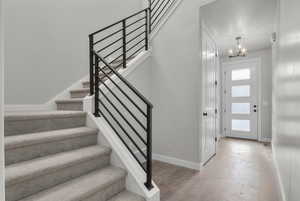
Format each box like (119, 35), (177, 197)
(221, 48), (273, 141)
(0, 0), (5, 198)
(4, 0), (143, 104)
(150, 0), (213, 164)
(272, 0), (300, 200)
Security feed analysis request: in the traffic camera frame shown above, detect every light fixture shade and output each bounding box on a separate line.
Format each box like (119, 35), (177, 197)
(228, 36), (247, 58)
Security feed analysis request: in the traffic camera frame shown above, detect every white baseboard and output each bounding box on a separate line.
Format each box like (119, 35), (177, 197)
(153, 153), (201, 171)
(5, 104), (51, 112)
(272, 143), (287, 201)
(260, 137), (272, 143)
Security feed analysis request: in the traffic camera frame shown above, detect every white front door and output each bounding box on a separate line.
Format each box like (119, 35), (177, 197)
(223, 59), (259, 140)
(202, 28), (217, 165)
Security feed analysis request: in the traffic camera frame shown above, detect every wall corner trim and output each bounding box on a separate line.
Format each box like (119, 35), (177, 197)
(272, 143), (287, 201)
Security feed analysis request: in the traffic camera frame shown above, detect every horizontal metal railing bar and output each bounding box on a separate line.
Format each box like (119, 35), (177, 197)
(151, 0), (173, 25)
(104, 46), (123, 59)
(93, 29), (123, 45)
(97, 97), (147, 159)
(90, 8), (148, 36)
(127, 46), (145, 60)
(95, 52), (153, 108)
(111, 62), (124, 70)
(97, 60), (148, 117)
(126, 17), (146, 28)
(109, 54), (124, 65)
(151, 0), (163, 12)
(151, 0), (166, 18)
(126, 38), (145, 52)
(98, 75), (148, 132)
(121, 8), (147, 22)
(97, 83), (147, 145)
(151, 18), (163, 31)
(97, 37), (123, 53)
(97, 109), (147, 171)
(126, 31), (146, 45)
(151, 3), (173, 30)
(126, 24), (146, 37)
(90, 21), (122, 37)
(151, 10), (166, 29)
(150, 7), (172, 29)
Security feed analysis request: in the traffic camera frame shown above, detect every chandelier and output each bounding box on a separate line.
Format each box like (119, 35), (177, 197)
(228, 36), (247, 58)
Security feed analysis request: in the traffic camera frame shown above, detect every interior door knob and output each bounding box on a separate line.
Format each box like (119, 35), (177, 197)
(203, 112), (208, 116)
(253, 105), (257, 112)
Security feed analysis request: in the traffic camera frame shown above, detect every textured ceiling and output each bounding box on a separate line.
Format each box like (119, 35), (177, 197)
(200, 0), (277, 55)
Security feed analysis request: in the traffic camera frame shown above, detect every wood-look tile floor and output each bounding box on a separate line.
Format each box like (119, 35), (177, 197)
(152, 138), (282, 201)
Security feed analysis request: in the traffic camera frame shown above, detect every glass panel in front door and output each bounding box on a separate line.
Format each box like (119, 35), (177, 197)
(224, 62), (258, 140)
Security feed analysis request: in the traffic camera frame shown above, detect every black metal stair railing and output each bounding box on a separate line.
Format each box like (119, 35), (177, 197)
(88, 8), (153, 190)
(92, 51), (153, 190)
(88, 0), (177, 191)
(89, 8), (149, 97)
(149, 0), (178, 32)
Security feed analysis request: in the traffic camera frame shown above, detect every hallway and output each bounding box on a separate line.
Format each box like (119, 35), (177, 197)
(153, 138), (282, 201)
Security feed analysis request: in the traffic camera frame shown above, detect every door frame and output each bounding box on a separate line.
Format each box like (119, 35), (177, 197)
(0, 0), (4, 197)
(200, 21), (219, 166)
(221, 58), (262, 141)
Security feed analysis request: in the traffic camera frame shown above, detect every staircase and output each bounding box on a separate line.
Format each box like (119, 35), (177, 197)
(4, 0), (179, 200)
(5, 110), (144, 201)
(55, 62), (123, 111)
(4, 64), (145, 201)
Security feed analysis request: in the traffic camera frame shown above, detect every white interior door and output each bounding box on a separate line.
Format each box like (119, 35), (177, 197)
(223, 59), (259, 140)
(202, 28), (217, 165)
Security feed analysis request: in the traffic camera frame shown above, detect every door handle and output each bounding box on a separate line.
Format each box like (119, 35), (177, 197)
(203, 112), (208, 116)
(253, 105), (258, 112)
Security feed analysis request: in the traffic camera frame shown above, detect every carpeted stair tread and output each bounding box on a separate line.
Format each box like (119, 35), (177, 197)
(5, 127), (97, 150)
(18, 166), (126, 201)
(6, 145), (111, 186)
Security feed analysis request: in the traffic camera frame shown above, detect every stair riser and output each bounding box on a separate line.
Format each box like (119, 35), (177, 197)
(5, 134), (97, 165)
(5, 116), (86, 136)
(6, 155), (110, 201)
(56, 102), (83, 111)
(82, 179), (125, 201)
(83, 82), (90, 88)
(71, 91), (89, 98)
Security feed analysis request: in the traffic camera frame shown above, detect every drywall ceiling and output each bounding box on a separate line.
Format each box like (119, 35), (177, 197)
(200, 0), (277, 55)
